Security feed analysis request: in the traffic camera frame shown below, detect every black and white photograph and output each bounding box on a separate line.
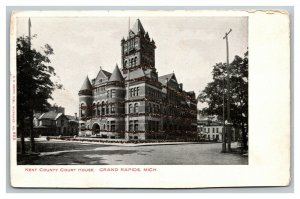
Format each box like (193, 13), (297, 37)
(15, 14), (249, 165)
(9, 9), (291, 189)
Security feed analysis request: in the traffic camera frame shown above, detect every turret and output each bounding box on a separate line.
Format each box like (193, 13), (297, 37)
(109, 64), (124, 82)
(106, 64), (126, 133)
(78, 76), (93, 119)
(79, 76), (93, 96)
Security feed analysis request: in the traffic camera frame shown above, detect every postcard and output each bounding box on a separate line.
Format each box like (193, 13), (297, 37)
(10, 10), (290, 188)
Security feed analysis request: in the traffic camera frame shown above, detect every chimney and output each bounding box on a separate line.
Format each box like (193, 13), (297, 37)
(74, 113), (77, 120)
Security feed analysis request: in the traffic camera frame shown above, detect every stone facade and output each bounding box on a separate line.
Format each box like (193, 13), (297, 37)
(78, 19), (197, 140)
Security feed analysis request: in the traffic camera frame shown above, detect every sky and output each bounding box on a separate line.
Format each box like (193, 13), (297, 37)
(16, 16), (248, 115)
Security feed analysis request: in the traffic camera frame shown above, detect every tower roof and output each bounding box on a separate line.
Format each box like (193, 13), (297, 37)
(109, 65), (123, 82)
(158, 73), (177, 85)
(131, 19), (145, 34)
(80, 76), (93, 91)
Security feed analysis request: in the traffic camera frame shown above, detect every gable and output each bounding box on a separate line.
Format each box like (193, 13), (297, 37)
(95, 69), (112, 85)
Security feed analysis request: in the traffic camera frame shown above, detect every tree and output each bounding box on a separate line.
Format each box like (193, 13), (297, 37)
(198, 51), (248, 150)
(17, 35), (62, 153)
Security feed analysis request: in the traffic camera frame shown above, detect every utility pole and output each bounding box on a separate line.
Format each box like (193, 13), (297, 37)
(223, 28), (232, 152)
(28, 17), (35, 152)
(28, 18), (31, 49)
(222, 77), (226, 152)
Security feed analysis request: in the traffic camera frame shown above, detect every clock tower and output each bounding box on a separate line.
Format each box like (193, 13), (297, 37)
(121, 19), (156, 72)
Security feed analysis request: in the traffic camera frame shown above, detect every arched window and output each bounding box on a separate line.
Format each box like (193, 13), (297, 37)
(97, 102), (100, 116)
(129, 104), (133, 114)
(111, 104), (115, 114)
(134, 103), (139, 113)
(134, 87), (137, 96)
(80, 103), (86, 117)
(131, 58), (134, 66)
(134, 57), (137, 66)
(106, 103), (109, 114)
(101, 102), (105, 115)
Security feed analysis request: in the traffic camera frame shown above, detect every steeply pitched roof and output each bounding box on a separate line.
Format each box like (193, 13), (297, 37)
(94, 68), (112, 85)
(131, 19), (145, 34)
(102, 70), (111, 77)
(39, 111), (62, 120)
(65, 115), (76, 120)
(109, 65), (124, 82)
(65, 115), (79, 122)
(34, 113), (42, 119)
(80, 76), (93, 91)
(123, 68), (145, 80)
(158, 73), (176, 84)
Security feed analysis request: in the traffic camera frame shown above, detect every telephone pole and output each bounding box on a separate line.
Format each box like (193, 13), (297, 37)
(223, 28), (232, 152)
(222, 77), (226, 152)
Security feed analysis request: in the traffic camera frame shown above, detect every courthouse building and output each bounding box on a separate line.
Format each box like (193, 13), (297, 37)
(78, 19), (197, 140)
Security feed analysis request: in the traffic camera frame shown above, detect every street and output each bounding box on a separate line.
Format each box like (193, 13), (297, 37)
(17, 139), (248, 165)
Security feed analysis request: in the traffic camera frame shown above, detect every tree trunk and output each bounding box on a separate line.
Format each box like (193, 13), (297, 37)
(241, 122), (248, 151)
(20, 119), (26, 154)
(29, 110), (35, 152)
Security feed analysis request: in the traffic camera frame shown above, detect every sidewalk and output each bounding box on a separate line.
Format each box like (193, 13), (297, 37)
(18, 137), (215, 147)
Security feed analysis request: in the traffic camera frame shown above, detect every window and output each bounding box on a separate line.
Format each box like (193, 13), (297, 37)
(213, 128), (215, 133)
(208, 128), (210, 133)
(129, 121), (133, 132)
(124, 60), (127, 67)
(129, 104), (133, 113)
(111, 121), (115, 132)
(130, 88), (134, 97)
(107, 90), (109, 98)
(101, 102), (105, 115)
(134, 57), (137, 66)
(149, 103), (152, 113)
(131, 58), (133, 66)
(111, 104), (115, 114)
(80, 103), (85, 117)
(106, 103), (109, 114)
(137, 87), (140, 96)
(97, 102), (100, 115)
(134, 103), (138, 113)
(134, 87), (137, 96)
(111, 89), (116, 98)
(107, 122), (110, 132)
(216, 128), (219, 133)
(134, 120), (139, 131)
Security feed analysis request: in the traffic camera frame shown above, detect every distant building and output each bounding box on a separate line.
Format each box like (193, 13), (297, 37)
(33, 111), (79, 136)
(78, 19), (197, 140)
(197, 115), (239, 142)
